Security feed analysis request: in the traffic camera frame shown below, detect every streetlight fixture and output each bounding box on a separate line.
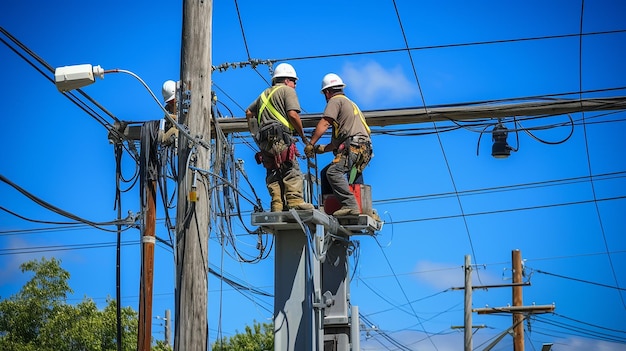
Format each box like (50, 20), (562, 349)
(55, 64), (105, 92)
(491, 120), (512, 159)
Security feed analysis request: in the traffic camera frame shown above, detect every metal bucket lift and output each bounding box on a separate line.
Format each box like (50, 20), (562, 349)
(251, 209), (383, 351)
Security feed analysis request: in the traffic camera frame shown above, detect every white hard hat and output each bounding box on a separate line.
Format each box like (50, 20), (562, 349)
(272, 63), (298, 80)
(162, 80), (177, 103)
(321, 73), (345, 92)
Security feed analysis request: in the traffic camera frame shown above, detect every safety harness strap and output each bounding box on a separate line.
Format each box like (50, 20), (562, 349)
(330, 94), (371, 137)
(259, 86), (293, 130)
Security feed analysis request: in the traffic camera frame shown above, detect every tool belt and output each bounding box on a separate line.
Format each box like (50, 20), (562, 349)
(255, 143), (298, 170)
(334, 136), (373, 173)
(350, 142), (372, 173)
(255, 121), (297, 169)
(257, 121), (292, 154)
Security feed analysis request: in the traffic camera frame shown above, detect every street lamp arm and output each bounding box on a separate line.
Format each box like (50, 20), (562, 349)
(104, 68), (170, 117)
(54, 64), (209, 149)
(103, 69), (197, 145)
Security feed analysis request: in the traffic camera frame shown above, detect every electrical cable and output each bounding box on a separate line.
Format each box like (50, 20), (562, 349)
(114, 141), (124, 351)
(551, 312), (626, 335)
(531, 268), (626, 291)
(392, 0), (482, 300)
(0, 173), (136, 232)
(276, 29), (626, 63)
(532, 314), (626, 344)
(374, 170), (626, 205)
(359, 313), (412, 351)
(0, 27), (140, 162)
(386, 195), (626, 225)
(373, 219), (434, 348)
(575, 0), (626, 309)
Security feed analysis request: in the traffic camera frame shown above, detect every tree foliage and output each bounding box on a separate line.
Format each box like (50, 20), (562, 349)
(212, 320), (274, 351)
(0, 257), (140, 351)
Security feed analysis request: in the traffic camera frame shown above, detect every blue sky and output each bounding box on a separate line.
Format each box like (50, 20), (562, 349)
(1, 1), (625, 350)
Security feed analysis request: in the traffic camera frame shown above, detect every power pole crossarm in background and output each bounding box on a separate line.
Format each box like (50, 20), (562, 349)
(471, 250), (556, 351)
(452, 250), (556, 351)
(474, 305), (556, 314)
(211, 96), (626, 134)
(174, 1), (212, 350)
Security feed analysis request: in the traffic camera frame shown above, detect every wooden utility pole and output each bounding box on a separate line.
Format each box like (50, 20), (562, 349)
(512, 249), (524, 351)
(174, 0), (212, 350)
(136, 120), (160, 351)
(137, 178), (156, 350)
(474, 249), (556, 351)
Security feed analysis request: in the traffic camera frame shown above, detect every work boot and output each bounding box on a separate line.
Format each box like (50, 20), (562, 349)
(283, 169), (313, 210)
(267, 181), (284, 212)
(333, 207), (360, 216)
(271, 203), (285, 212)
(288, 201), (314, 210)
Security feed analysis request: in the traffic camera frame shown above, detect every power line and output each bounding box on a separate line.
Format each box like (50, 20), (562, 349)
(374, 170), (626, 205)
(276, 29), (626, 63)
(532, 268), (626, 291)
(575, 0), (626, 310)
(387, 195), (626, 225)
(0, 173), (136, 232)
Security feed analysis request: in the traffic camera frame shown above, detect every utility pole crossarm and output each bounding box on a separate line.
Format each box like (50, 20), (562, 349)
(213, 96), (626, 134)
(474, 304), (556, 314)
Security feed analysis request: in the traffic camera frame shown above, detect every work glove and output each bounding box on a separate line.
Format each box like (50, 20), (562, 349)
(304, 143), (315, 158)
(161, 127), (179, 145)
(315, 144), (326, 154)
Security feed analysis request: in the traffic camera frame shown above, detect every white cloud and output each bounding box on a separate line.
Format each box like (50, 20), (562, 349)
(341, 61), (419, 109)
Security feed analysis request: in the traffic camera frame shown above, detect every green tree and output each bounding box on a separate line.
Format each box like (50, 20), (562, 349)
(212, 320), (274, 351)
(0, 257), (138, 351)
(153, 339), (173, 351)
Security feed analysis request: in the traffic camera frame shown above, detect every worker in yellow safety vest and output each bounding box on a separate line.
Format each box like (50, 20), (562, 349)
(305, 73), (373, 216)
(246, 63), (314, 212)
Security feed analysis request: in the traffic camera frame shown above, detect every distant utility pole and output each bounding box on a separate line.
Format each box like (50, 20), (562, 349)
(164, 309), (172, 347)
(174, 0), (212, 350)
(451, 255), (486, 351)
(512, 249), (525, 351)
(464, 255), (472, 351)
(474, 249), (556, 351)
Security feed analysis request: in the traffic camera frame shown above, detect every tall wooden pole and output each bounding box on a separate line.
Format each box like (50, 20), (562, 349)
(138, 179), (157, 350)
(464, 254), (472, 351)
(174, 0), (212, 350)
(512, 249), (524, 351)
